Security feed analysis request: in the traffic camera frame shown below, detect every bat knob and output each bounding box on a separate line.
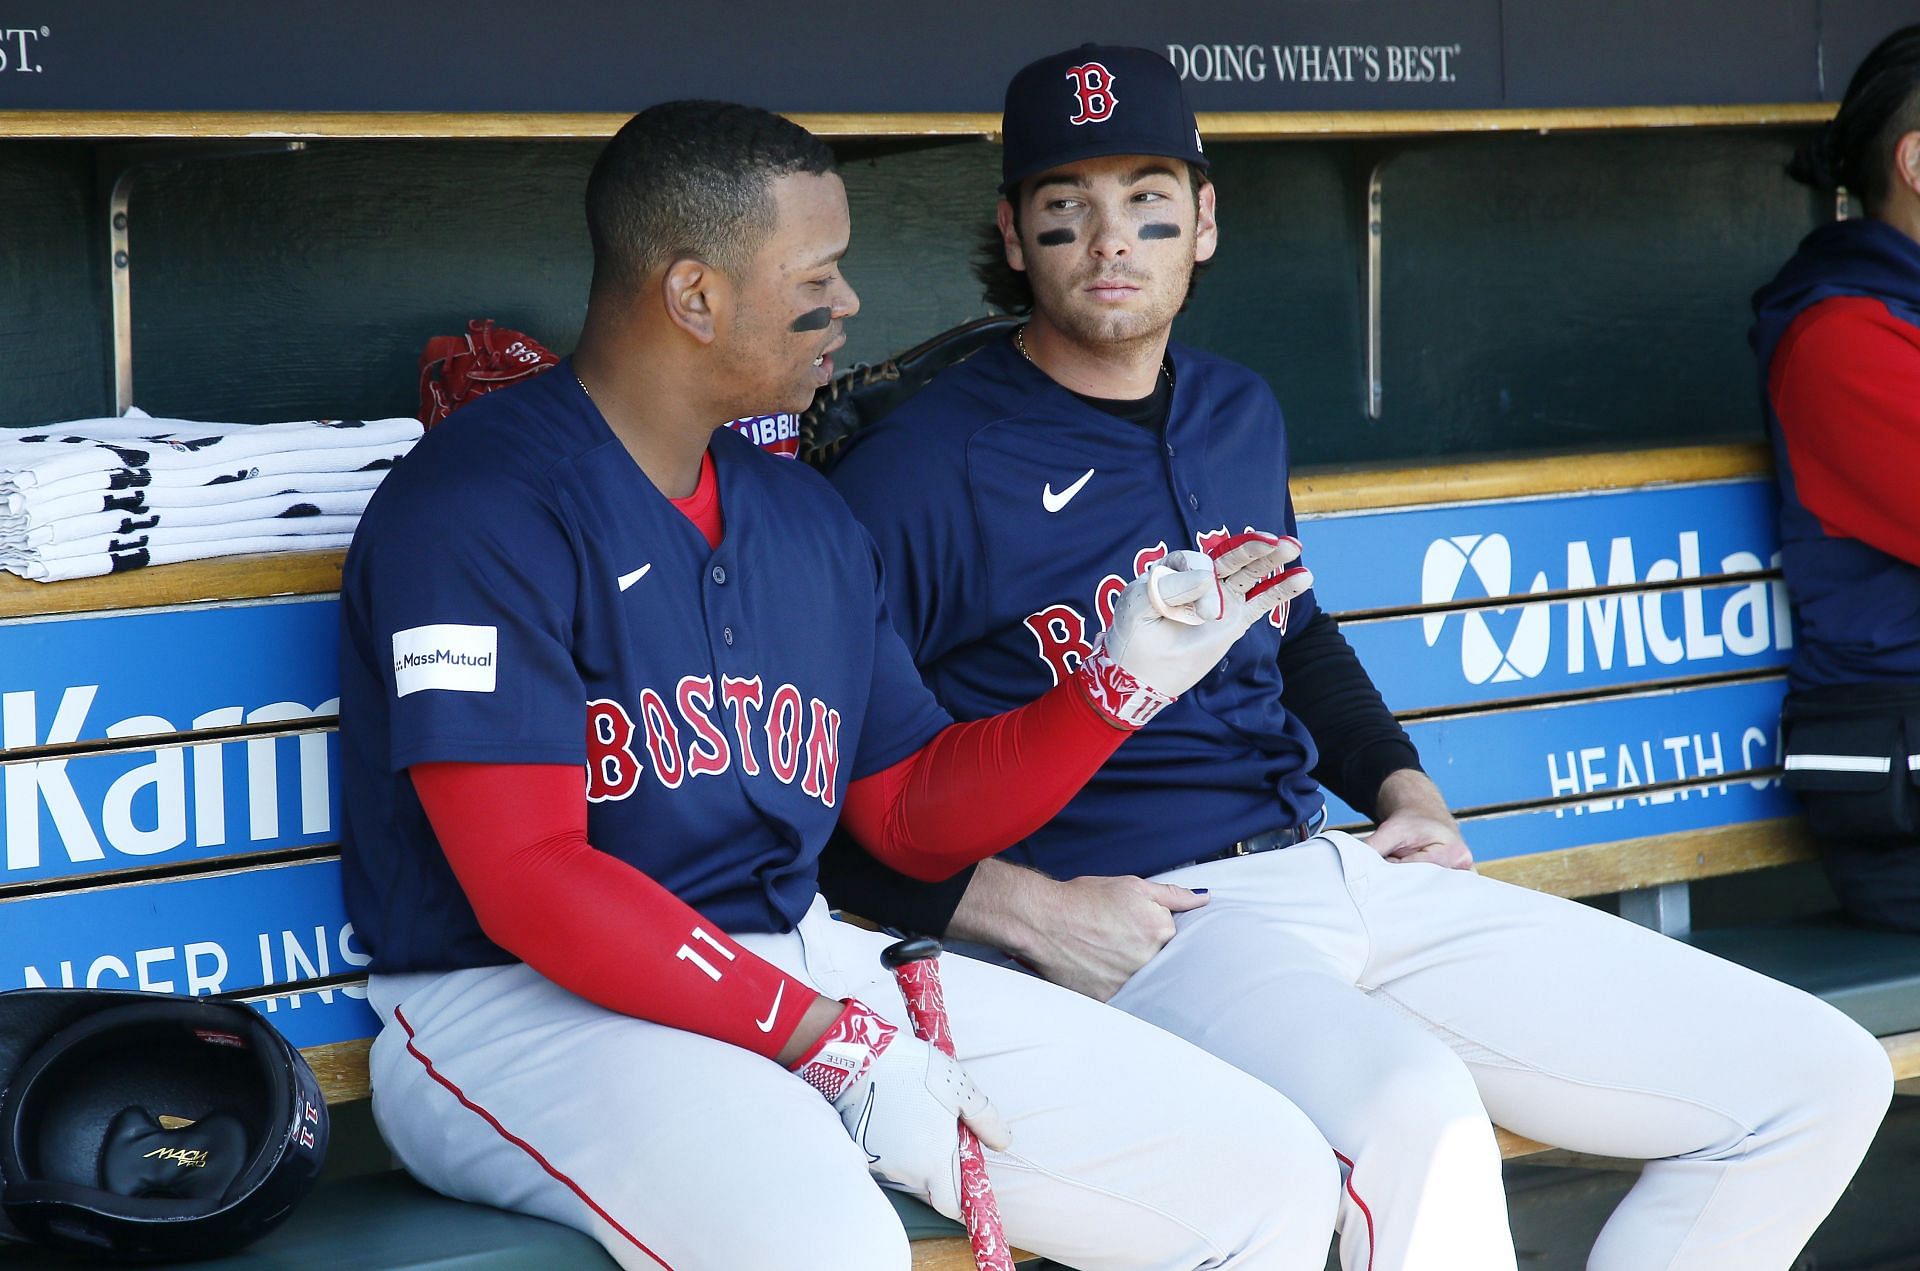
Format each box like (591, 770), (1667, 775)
(881, 936), (943, 969)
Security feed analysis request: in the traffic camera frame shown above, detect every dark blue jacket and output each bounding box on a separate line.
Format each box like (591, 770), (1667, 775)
(1751, 220), (1920, 689)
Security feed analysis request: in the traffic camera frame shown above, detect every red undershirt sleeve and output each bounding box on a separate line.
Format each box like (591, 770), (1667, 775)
(410, 760), (814, 1059)
(1770, 296), (1920, 567)
(838, 677), (1127, 882)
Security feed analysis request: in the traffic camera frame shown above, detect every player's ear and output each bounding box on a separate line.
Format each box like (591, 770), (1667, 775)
(661, 257), (723, 345)
(1193, 178), (1219, 265)
(1896, 130), (1920, 200)
(996, 200), (1026, 273)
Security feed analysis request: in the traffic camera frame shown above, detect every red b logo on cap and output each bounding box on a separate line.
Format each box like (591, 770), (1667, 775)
(1065, 62), (1117, 125)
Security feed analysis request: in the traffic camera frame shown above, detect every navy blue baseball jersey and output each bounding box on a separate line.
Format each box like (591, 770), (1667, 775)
(339, 362), (950, 973)
(830, 336), (1325, 880)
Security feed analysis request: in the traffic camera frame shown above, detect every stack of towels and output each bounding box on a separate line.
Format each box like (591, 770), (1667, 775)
(0, 411), (422, 582)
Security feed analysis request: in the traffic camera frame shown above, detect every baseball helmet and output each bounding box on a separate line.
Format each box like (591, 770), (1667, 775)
(0, 989), (328, 1262)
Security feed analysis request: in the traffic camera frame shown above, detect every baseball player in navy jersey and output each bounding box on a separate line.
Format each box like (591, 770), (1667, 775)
(337, 101), (1348, 1271)
(821, 45), (1894, 1271)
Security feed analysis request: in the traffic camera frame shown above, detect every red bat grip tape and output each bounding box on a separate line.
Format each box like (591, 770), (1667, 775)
(888, 954), (1016, 1271)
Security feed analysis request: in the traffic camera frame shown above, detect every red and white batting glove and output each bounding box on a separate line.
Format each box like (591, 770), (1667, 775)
(1076, 535), (1312, 729)
(790, 999), (1011, 1218)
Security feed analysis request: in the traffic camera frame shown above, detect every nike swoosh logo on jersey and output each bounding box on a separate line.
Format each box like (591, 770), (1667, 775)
(617, 563), (652, 592)
(755, 982), (785, 1033)
(1042, 469), (1095, 513)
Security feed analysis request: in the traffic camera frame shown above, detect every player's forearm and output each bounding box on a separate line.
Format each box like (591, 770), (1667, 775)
(412, 760), (831, 1060)
(948, 859), (1205, 1002)
(779, 994), (850, 1067)
(838, 678), (1125, 881)
(945, 858), (1061, 963)
(1372, 768), (1459, 830)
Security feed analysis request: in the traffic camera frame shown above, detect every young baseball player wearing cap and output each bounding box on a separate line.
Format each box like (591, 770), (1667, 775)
(338, 100), (1346, 1271)
(821, 44), (1894, 1271)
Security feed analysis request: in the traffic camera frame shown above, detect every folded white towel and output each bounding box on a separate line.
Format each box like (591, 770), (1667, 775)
(0, 417), (420, 490)
(0, 487), (374, 541)
(5, 514), (363, 557)
(4, 465), (395, 521)
(4, 532), (359, 582)
(1, 443), (409, 515)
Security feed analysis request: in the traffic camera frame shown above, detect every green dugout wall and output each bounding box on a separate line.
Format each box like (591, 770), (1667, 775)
(0, 125), (1830, 467)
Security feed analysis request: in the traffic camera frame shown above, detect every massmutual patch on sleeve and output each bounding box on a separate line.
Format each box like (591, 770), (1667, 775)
(391, 624), (498, 697)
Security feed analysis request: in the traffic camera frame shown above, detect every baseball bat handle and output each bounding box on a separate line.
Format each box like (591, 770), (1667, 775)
(881, 935), (943, 970)
(881, 939), (1016, 1271)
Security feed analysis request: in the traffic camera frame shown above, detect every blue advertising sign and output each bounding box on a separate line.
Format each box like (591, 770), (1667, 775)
(1301, 478), (1779, 612)
(0, 1), (1872, 115)
(1459, 778), (1797, 864)
(1342, 593), (1790, 712)
(1, 597), (344, 885)
(1321, 676), (1797, 860)
(1500, 0), (1821, 108)
(1407, 676), (1788, 812)
(0, 1), (1506, 113)
(0, 596), (341, 751)
(0, 858), (375, 1049)
(1302, 480), (1791, 710)
(3, 729), (341, 885)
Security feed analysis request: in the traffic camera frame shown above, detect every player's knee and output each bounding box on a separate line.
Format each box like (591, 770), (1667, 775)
(1236, 1141), (1342, 1262)
(1196, 1094), (1343, 1259)
(1708, 1003), (1891, 1169)
(1800, 1014), (1893, 1146)
(1350, 1049), (1497, 1165)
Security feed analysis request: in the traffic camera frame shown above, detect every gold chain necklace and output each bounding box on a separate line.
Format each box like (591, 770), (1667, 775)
(1015, 323), (1173, 387)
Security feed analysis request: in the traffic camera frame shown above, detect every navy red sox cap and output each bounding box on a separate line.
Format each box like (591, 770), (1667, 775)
(1000, 44), (1209, 193)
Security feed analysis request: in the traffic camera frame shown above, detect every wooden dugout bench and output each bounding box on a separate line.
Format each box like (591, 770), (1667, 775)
(5, 440), (1920, 1270)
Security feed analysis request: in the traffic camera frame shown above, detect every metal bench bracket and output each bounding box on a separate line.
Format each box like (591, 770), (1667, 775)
(1619, 880), (1692, 936)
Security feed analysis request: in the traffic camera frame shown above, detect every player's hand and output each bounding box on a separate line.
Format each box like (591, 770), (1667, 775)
(1365, 811), (1475, 871)
(947, 860), (1205, 1001)
(1018, 874), (1208, 1001)
(1363, 770), (1475, 871)
(1078, 535), (1312, 728)
(790, 998), (1010, 1216)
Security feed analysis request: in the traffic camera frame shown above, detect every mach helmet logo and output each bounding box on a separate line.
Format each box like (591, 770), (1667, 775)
(1065, 62), (1117, 125)
(1420, 534), (1551, 684)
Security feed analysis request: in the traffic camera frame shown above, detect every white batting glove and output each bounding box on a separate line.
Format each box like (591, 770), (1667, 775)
(790, 999), (1010, 1217)
(1077, 534), (1312, 728)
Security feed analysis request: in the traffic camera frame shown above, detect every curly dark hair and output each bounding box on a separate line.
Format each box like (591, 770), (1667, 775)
(973, 166), (1213, 315)
(1789, 24), (1920, 213)
(586, 100), (837, 298)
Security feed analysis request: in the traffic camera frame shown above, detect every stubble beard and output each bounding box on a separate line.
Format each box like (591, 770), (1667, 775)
(1033, 259), (1192, 355)
(721, 310), (813, 418)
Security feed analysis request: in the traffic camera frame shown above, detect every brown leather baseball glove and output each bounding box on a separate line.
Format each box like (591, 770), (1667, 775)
(798, 315), (1021, 469)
